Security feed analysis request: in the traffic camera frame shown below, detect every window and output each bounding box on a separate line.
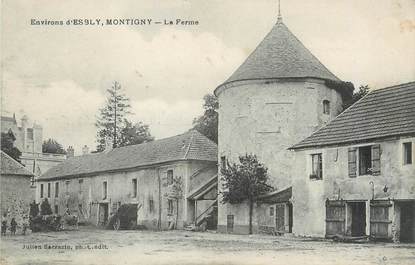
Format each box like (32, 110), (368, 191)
(65, 180), (70, 194)
(54, 205), (59, 214)
(27, 128), (34, 140)
(269, 207), (274, 217)
(348, 145), (381, 177)
(403, 142), (412, 165)
(167, 199), (173, 215)
(221, 156), (227, 170)
(55, 182), (59, 198)
(359, 146), (372, 175)
(149, 198), (154, 213)
(323, 100), (330, 114)
(47, 183), (51, 198)
(167, 170), (173, 185)
(132, 179), (137, 198)
(40, 184), (44, 198)
(102, 181), (108, 200)
(310, 154), (323, 180)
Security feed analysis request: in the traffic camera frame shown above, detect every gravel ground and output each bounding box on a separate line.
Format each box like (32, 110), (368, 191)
(0, 226), (414, 265)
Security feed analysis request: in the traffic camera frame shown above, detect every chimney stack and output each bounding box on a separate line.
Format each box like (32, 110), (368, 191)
(82, 145), (89, 155)
(67, 146), (74, 158)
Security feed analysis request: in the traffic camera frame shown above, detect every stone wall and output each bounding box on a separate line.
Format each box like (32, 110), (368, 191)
(1, 174), (35, 224)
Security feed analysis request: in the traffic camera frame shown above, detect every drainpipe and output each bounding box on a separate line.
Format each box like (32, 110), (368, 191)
(157, 168), (162, 230)
(369, 181), (375, 201)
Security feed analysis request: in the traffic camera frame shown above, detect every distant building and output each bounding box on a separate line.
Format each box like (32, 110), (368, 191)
(37, 130), (218, 230)
(1, 114), (66, 175)
(290, 82), (415, 242)
(0, 151), (35, 224)
(215, 16), (351, 234)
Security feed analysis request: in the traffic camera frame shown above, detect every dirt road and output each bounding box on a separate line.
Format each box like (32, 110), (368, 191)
(1, 227), (414, 265)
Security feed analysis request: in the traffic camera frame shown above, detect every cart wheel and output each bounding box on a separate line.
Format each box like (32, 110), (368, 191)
(113, 218), (120, 230)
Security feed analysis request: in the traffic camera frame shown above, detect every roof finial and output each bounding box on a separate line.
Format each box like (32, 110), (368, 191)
(277, 0), (283, 23)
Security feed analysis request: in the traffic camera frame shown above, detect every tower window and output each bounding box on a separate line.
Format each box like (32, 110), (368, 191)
(323, 100), (330, 114)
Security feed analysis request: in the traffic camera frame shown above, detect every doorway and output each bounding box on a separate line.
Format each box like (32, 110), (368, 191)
(399, 201), (415, 242)
(350, 202), (366, 236)
(98, 203), (109, 226)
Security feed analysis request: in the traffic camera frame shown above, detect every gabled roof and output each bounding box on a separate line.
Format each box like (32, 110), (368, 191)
(291, 82), (415, 149)
(40, 130), (217, 180)
(0, 151), (33, 177)
(215, 20), (340, 94)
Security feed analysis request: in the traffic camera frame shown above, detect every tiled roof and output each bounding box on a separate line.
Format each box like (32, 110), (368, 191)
(216, 20), (340, 93)
(0, 151), (33, 177)
(40, 130), (217, 180)
(291, 82), (415, 149)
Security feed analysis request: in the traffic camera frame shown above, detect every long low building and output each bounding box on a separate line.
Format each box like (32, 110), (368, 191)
(37, 130), (218, 230)
(290, 82), (415, 242)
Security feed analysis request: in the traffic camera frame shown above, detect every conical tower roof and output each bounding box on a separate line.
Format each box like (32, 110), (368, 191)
(216, 20), (340, 93)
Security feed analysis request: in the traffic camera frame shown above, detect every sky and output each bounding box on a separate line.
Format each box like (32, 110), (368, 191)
(1, 0), (414, 154)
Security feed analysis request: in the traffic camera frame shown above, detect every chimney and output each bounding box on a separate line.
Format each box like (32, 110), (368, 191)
(104, 138), (113, 153)
(21, 115), (29, 128)
(67, 146), (74, 158)
(82, 145), (89, 155)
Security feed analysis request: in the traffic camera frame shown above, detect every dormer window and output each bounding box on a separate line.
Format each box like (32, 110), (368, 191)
(323, 100), (330, 114)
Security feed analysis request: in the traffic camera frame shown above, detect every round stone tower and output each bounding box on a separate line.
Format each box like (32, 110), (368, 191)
(215, 17), (352, 234)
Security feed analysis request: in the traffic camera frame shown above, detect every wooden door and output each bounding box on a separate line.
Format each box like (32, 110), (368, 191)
(370, 201), (391, 239)
(275, 203), (285, 232)
(326, 200), (345, 237)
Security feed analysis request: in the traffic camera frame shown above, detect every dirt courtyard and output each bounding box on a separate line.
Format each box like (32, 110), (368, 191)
(0, 227), (414, 265)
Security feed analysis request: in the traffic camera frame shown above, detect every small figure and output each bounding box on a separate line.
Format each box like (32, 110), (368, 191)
(22, 215), (29, 235)
(10, 218), (17, 235)
(29, 200), (39, 218)
(1, 213), (7, 236)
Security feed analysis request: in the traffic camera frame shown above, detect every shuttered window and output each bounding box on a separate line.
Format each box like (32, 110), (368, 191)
(371, 144), (381, 175)
(348, 148), (357, 177)
(349, 145), (381, 177)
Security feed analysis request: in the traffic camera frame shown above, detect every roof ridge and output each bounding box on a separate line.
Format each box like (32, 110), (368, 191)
(371, 81), (415, 93)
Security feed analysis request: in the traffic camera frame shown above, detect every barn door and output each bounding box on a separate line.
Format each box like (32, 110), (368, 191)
(275, 203), (285, 232)
(370, 201), (391, 239)
(326, 200), (346, 237)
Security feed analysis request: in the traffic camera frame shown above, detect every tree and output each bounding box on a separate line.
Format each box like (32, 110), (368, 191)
(220, 154), (274, 234)
(42, 138), (66, 154)
(95, 81), (131, 151)
(1, 130), (22, 162)
(118, 119), (154, 147)
(192, 94), (218, 143)
(342, 85), (370, 111)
